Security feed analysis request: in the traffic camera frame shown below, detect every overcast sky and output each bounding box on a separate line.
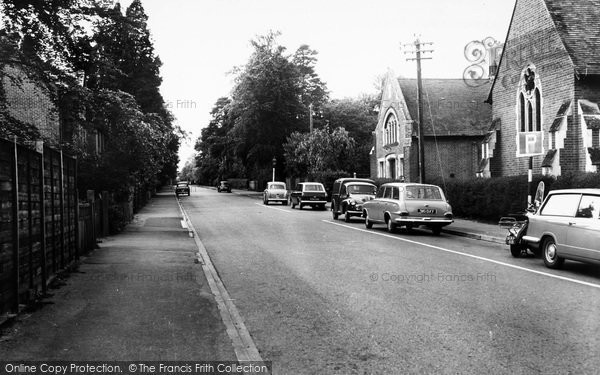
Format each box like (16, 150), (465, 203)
(123, 0), (515, 169)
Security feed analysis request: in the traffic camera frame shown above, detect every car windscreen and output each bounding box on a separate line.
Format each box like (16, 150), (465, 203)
(270, 184), (285, 190)
(303, 184), (324, 192)
(405, 186), (443, 200)
(177, 183), (188, 187)
(347, 185), (376, 194)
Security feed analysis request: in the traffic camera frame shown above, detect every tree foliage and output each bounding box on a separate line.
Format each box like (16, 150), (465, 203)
(194, 31), (332, 184)
(1, 0), (181, 198)
(283, 126), (356, 177)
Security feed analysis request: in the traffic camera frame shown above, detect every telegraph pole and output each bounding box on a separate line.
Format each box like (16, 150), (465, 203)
(404, 38), (433, 183)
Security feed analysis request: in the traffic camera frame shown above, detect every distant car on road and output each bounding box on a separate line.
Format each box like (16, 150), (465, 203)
(514, 189), (600, 269)
(362, 183), (453, 235)
(263, 181), (288, 205)
(175, 181), (190, 196)
(330, 178), (376, 222)
(217, 181), (231, 193)
(290, 182), (327, 210)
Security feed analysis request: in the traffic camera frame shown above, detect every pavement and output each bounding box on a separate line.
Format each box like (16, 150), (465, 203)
(229, 187), (507, 244)
(0, 186), (507, 361)
(0, 189), (236, 361)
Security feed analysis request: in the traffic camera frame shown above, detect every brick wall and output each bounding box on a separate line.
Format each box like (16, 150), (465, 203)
(422, 136), (482, 182)
(490, 0), (577, 176)
(1, 65), (60, 145)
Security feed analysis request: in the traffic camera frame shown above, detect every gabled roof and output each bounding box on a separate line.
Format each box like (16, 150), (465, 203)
(398, 79), (491, 137)
(487, 0), (600, 103)
(544, 0), (600, 76)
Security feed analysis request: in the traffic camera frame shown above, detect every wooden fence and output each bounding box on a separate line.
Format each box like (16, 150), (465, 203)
(0, 138), (99, 316)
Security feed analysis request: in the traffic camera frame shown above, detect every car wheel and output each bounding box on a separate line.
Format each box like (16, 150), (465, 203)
(432, 226), (442, 236)
(299, 203), (303, 210)
(510, 244), (523, 257)
(344, 211), (351, 222)
(386, 216), (396, 233)
(542, 237), (564, 269)
(364, 212), (373, 229)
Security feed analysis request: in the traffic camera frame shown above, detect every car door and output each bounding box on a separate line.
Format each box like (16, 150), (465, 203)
(528, 193), (580, 249)
(564, 194), (600, 261)
(369, 186), (386, 221)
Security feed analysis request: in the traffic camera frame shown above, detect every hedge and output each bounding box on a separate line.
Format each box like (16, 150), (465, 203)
(427, 172), (600, 222)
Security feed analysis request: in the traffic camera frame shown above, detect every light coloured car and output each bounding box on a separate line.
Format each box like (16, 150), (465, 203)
(362, 183), (453, 235)
(263, 181), (288, 205)
(289, 182), (327, 210)
(519, 189), (600, 269)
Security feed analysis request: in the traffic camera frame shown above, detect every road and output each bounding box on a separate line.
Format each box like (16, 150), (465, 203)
(182, 186), (600, 374)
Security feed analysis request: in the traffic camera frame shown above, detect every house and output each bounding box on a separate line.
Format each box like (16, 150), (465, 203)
(370, 71), (492, 182)
(482, 0), (600, 177)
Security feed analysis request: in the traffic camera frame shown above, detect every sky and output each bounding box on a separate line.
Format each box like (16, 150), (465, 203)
(121, 0), (516, 170)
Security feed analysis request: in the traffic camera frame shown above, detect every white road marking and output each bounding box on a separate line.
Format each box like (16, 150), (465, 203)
(255, 202), (291, 213)
(323, 220), (600, 290)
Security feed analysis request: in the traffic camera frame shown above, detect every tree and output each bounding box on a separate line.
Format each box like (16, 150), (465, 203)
(227, 31), (329, 179)
(1, 0), (181, 197)
(283, 126), (356, 178)
(321, 95), (379, 175)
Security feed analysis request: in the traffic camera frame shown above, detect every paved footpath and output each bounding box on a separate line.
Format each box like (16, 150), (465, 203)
(0, 191), (235, 360)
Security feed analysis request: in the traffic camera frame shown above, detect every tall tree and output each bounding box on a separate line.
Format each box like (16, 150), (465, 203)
(228, 31), (328, 178)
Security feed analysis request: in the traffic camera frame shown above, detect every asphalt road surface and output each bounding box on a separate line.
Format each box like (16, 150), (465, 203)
(182, 186), (600, 374)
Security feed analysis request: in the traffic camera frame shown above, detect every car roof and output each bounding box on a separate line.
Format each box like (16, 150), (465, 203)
(344, 181), (376, 186)
(547, 188), (600, 195)
(336, 178), (375, 184)
(268, 181), (286, 184)
(300, 182), (323, 184)
(381, 182), (442, 188)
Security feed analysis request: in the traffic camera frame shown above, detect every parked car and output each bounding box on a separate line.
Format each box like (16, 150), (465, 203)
(290, 182), (327, 210)
(175, 181), (190, 196)
(515, 189), (600, 269)
(331, 178), (376, 222)
(217, 181), (231, 193)
(362, 183), (453, 235)
(263, 181), (288, 205)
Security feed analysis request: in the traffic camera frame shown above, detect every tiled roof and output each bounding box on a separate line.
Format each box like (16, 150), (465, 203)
(543, 0), (600, 76)
(398, 79), (491, 137)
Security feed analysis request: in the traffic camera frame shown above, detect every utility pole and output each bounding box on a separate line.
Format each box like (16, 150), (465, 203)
(404, 38), (433, 183)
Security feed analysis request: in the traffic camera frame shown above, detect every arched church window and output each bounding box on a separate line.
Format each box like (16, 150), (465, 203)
(516, 65), (543, 156)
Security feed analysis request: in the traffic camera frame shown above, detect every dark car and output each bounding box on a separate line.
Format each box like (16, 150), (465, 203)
(331, 178), (376, 222)
(289, 182), (327, 210)
(175, 181), (190, 196)
(217, 181), (231, 193)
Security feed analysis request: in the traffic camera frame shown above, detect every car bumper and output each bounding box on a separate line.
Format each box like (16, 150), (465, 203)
(345, 208), (363, 216)
(392, 217), (453, 226)
(300, 200), (327, 205)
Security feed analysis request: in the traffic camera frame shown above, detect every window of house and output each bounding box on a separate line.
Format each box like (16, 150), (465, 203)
(517, 66), (543, 155)
(383, 113), (398, 145)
